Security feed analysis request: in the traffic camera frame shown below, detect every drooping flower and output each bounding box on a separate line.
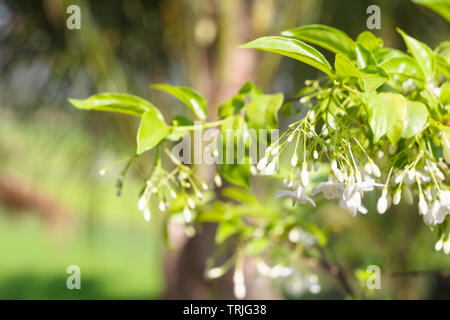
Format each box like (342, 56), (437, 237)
(377, 189), (388, 214)
(300, 162), (309, 187)
(275, 187), (316, 207)
(310, 180), (345, 199)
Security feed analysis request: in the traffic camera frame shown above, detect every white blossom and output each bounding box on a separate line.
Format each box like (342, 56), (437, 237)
(275, 187), (316, 207)
(418, 194), (428, 216)
(310, 181), (345, 199)
(257, 156), (268, 171)
(143, 208), (151, 222)
(290, 154), (298, 167)
(300, 163), (309, 187)
(377, 189), (388, 214)
(393, 190), (401, 205)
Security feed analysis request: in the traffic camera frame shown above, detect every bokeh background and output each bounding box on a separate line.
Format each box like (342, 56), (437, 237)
(0, 0), (449, 299)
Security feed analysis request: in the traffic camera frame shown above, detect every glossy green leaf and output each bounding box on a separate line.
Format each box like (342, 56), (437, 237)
(136, 108), (169, 154)
(401, 100), (428, 139)
(386, 95), (407, 145)
(335, 54), (361, 79)
(68, 93), (153, 117)
(441, 82), (450, 106)
(216, 222), (240, 244)
(355, 43), (377, 69)
(151, 84), (207, 120)
(238, 36), (333, 76)
(368, 93), (405, 142)
(436, 55), (450, 79)
(373, 47), (410, 64)
(281, 24), (355, 58)
(245, 93), (284, 130)
(218, 81), (261, 118)
(379, 56), (425, 81)
(397, 29), (436, 81)
(356, 31), (384, 50)
(360, 65), (390, 96)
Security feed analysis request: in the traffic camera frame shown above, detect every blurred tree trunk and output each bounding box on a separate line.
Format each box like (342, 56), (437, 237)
(162, 0), (320, 299)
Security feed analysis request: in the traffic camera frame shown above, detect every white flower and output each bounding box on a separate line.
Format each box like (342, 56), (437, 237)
(143, 208), (151, 222)
(310, 181), (345, 199)
(313, 150), (319, 159)
(435, 239), (443, 251)
(423, 200), (440, 226)
(187, 198), (196, 209)
(341, 177), (383, 217)
(233, 268), (246, 299)
(257, 156), (268, 171)
(444, 239), (450, 255)
(138, 195), (147, 212)
(263, 160), (277, 175)
(158, 201), (166, 212)
(275, 187), (316, 207)
(290, 154), (298, 167)
(300, 163), (309, 187)
(364, 162), (372, 175)
(183, 207), (192, 223)
(377, 189), (388, 214)
(271, 147), (279, 156)
(393, 190), (401, 205)
(98, 168), (107, 176)
(371, 162), (381, 178)
(418, 194), (428, 216)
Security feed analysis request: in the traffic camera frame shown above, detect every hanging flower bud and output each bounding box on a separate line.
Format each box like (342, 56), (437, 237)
(158, 201), (166, 212)
(183, 207), (192, 223)
(364, 162), (372, 175)
(300, 162), (309, 187)
(444, 239), (450, 255)
(377, 189), (388, 214)
(98, 168), (107, 176)
(170, 190), (177, 198)
(143, 208), (151, 222)
(233, 264), (246, 299)
(435, 239), (443, 251)
(271, 147), (279, 156)
(187, 198), (196, 209)
(138, 195), (147, 212)
(257, 156), (268, 171)
(263, 160), (277, 175)
(290, 154), (298, 167)
(313, 150), (319, 159)
(371, 162), (381, 178)
(287, 134), (294, 143)
(418, 194), (428, 216)
(393, 189), (402, 205)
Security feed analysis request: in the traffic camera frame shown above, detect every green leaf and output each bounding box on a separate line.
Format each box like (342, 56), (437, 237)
(436, 55), (450, 79)
(441, 82), (450, 106)
(413, 0), (450, 22)
(335, 54), (361, 79)
(368, 93), (405, 142)
(397, 29), (436, 81)
(356, 31), (384, 50)
(136, 108), (169, 154)
(218, 81), (261, 118)
(401, 100), (428, 139)
(68, 93), (153, 117)
(219, 117), (251, 189)
(386, 95), (407, 145)
(245, 93), (284, 130)
(238, 36), (333, 76)
(216, 222), (240, 244)
(379, 56), (425, 81)
(151, 84), (207, 120)
(281, 24), (355, 59)
(360, 65), (390, 96)
(373, 47), (410, 64)
(355, 43), (377, 69)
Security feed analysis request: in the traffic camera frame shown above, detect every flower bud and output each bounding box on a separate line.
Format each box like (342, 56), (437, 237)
(290, 154), (298, 167)
(371, 162), (381, 178)
(393, 190), (402, 205)
(435, 239), (443, 251)
(377, 189), (388, 214)
(143, 208), (151, 222)
(418, 194), (428, 216)
(300, 163), (309, 187)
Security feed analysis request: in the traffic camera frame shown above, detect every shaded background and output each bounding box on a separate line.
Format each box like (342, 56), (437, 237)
(0, 0), (449, 299)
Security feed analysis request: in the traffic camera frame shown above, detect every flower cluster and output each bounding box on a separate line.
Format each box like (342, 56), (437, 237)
(256, 81), (449, 254)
